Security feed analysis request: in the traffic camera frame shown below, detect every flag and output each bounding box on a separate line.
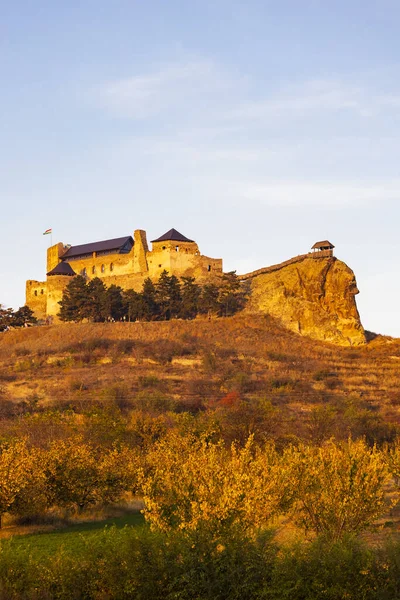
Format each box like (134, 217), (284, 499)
(43, 229), (52, 235)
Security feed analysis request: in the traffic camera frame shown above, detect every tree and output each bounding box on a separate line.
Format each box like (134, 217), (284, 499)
(45, 438), (102, 512)
(45, 438), (135, 512)
(58, 275), (89, 321)
(199, 283), (220, 317)
(180, 277), (201, 319)
(106, 285), (124, 321)
(9, 447), (48, 520)
(0, 440), (33, 528)
(212, 397), (279, 446)
(141, 278), (159, 321)
(140, 433), (287, 535)
(86, 278), (108, 322)
(12, 306), (37, 327)
(287, 439), (389, 540)
(156, 271), (182, 320)
(0, 305), (14, 331)
(124, 289), (142, 322)
(217, 271), (248, 317)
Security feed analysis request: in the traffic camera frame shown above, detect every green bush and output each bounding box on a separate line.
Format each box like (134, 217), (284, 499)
(2, 528), (400, 599)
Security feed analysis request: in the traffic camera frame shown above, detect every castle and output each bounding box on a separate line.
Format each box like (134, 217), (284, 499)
(26, 228), (223, 321)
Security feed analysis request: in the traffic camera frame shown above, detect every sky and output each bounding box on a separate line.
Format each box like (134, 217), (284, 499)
(1, 0), (400, 336)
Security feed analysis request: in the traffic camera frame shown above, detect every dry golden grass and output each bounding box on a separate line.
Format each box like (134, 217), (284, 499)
(0, 314), (399, 446)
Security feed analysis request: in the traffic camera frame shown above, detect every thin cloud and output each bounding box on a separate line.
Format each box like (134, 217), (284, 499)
(233, 180), (400, 207)
(97, 60), (229, 119)
(226, 79), (400, 123)
(226, 79), (365, 121)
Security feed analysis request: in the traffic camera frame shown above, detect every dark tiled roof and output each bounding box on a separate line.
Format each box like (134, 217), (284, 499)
(312, 240), (335, 250)
(61, 236), (133, 259)
(151, 228), (194, 243)
(47, 262), (76, 277)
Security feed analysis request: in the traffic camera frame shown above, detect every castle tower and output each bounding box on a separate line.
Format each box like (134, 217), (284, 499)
(46, 262), (76, 321)
(133, 229), (149, 273)
(47, 242), (67, 273)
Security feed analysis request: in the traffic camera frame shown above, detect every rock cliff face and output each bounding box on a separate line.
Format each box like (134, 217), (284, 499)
(244, 257), (365, 346)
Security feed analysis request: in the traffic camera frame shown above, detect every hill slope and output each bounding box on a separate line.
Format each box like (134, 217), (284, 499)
(0, 315), (398, 445)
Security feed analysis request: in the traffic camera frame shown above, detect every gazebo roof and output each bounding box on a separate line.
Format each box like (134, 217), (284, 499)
(311, 240), (335, 250)
(151, 228), (195, 243)
(47, 262), (76, 277)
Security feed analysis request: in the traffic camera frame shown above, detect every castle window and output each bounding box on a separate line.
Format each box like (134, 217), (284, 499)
(208, 265), (211, 272)
(162, 246), (166, 250)
(34, 290), (37, 296)
(175, 246), (179, 252)
(101, 264), (105, 273)
(110, 263), (114, 272)
(81, 268), (87, 277)
(92, 266), (96, 275)
(41, 289), (44, 294)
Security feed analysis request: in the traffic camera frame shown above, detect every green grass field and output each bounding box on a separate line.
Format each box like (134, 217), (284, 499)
(2, 512), (146, 559)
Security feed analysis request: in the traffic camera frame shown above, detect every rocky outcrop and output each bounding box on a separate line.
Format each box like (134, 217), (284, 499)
(243, 256), (365, 346)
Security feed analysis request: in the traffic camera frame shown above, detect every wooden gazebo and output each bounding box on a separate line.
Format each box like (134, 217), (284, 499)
(311, 241), (335, 257)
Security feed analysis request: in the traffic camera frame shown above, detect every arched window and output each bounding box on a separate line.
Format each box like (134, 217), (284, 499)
(175, 246), (179, 252)
(81, 267), (87, 277)
(40, 289), (44, 294)
(110, 263), (114, 272)
(101, 264), (105, 273)
(34, 290), (37, 296)
(92, 265), (96, 275)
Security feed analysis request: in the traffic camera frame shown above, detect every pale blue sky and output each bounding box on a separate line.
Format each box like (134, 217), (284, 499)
(1, 1), (400, 335)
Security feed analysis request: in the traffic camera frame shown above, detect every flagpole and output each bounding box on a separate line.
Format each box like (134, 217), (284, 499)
(43, 228), (53, 246)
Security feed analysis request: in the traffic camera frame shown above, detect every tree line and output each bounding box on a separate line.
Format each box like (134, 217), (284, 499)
(1, 432), (399, 542)
(58, 271), (249, 322)
(0, 305), (37, 332)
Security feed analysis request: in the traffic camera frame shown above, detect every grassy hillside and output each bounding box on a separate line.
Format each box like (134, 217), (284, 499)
(0, 314), (399, 446)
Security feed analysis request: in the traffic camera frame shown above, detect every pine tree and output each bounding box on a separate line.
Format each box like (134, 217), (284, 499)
(156, 271), (182, 320)
(0, 305), (15, 331)
(199, 283), (220, 317)
(123, 289), (142, 322)
(86, 278), (108, 322)
(106, 285), (124, 321)
(168, 275), (182, 319)
(217, 271), (248, 317)
(141, 278), (159, 321)
(12, 306), (37, 327)
(180, 276), (201, 319)
(58, 275), (89, 322)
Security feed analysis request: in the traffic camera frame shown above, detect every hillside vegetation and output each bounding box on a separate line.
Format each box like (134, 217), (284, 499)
(1, 315), (400, 597)
(0, 314), (398, 445)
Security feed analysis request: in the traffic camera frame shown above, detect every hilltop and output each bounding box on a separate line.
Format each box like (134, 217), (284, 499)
(25, 229), (366, 347)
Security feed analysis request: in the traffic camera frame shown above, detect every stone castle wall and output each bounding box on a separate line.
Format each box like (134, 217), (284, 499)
(26, 280), (47, 320)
